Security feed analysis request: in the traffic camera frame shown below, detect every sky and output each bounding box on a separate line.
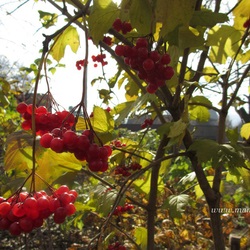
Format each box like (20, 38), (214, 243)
(0, 0), (124, 113)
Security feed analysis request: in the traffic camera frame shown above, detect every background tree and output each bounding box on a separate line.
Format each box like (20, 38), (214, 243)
(1, 0), (250, 250)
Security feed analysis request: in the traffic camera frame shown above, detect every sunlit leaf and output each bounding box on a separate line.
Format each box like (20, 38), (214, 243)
(134, 227), (147, 249)
(233, 0), (250, 30)
(88, 0), (119, 44)
(240, 123), (250, 140)
(90, 105), (114, 133)
(207, 25), (242, 64)
(50, 26), (80, 62)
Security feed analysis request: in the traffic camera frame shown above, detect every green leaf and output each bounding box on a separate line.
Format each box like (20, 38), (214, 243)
(50, 26), (80, 62)
(134, 227), (148, 249)
(156, 0), (196, 39)
(38, 10), (58, 28)
(178, 26), (205, 49)
(188, 139), (220, 164)
(226, 127), (239, 145)
(4, 131), (35, 172)
(189, 96), (212, 122)
(88, 0), (119, 44)
(168, 119), (187, 138)
(164, 194), (190, 218)
(129, 0), (152, 34)
(190, 10), (228, 27)
(189, 106), (210, 122)
(240, 123), (250, 140)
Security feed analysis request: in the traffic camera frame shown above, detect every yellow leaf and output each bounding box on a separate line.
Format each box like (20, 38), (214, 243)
(240, 123), (250, 140)
(50, 26), (80, 62)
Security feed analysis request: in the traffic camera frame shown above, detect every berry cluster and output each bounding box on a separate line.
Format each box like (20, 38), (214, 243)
(76, 59), (87, 70)
(115, 37), (174, 93)
(113, 203), (134, 216)
(103, 36), (113, 46)
(40, 129), (112, 172)
(92, 54), (108, 67)
(16, 103), (74, 136)
(114, 162), (142, 177)
(112, 18), (132, 35)
(110, 139), (127, 148)
(141, 118), (154, 129)
(108, 242), (127, 250)
(0, 185), (77, 236)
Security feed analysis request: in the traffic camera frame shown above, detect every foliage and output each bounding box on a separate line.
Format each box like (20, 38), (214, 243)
(1, 0), (250, 250)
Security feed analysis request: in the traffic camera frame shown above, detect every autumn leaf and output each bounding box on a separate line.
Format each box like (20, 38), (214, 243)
(50, 26), (80, 62)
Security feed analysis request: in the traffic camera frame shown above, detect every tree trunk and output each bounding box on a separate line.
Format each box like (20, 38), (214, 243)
(208, 197), (226, 250)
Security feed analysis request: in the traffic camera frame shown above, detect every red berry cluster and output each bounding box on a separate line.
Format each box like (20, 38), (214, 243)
(114, 162), (142, 176)
(115, 37), (174, 93)
(0, 185), (77, 236)
(92, 54), (108, 67)
(141, 118), (154, 129)
(113, 203), (134, 216)
(103, 36), (113, 46)
(76, 59), (87, 70)
(40, 129), (112, 172)
(108, 242), (127, 250)
(243, 19), (250, 28)
(112, 18), (132, 35)
(16, 102), (74, 136)
(110, 139), (127, 148)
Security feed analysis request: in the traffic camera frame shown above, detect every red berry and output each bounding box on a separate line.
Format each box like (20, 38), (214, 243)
(12, 202), (26, 217)
(161, 53), (171, 65)
(62, 130), (78, 147)
(243, 19), (250, 28)
(115, 45), (125, 56)
(112, 18), (122, 32)
(143, 58), (155, 71)
(65, 203), (76, 216)
(19, 217), (34, 233)
(77, 135), (90, 151)
(50, 137), (64, 153)
(40, 133), (53, 148)
(9, 222), (22, 236)
(36, 106), (47, 114)
(146, 84), (158, 94)
(16, 102), (27, 114)
(122, 22), (132, 34)
(137, 47), (149, 59)
(150, 51), (161, 62)
(37, 196), (50, 211)
(0, 218), (11, 230)
(21, 120), (31, 130)
(136, 38), (148, 48)
(163, 66), (174, 80)
(53, 207), (67, 224)
(55, 185), (70, 195)
(0, 202), (11, 217)
(49, 198), (61, 212)
(60, 192), (72, 206)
